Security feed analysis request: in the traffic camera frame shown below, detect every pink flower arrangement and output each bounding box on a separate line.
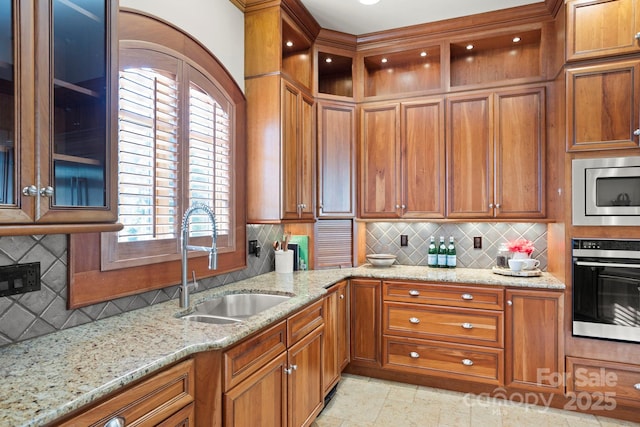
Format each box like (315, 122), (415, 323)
(506, 238), (535, 256)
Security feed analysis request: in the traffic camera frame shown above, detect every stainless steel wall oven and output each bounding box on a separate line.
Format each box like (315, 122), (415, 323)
(573, 239), (640, 343)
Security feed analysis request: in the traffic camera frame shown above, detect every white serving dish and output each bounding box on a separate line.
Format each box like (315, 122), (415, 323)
(366, 254), (397, 267)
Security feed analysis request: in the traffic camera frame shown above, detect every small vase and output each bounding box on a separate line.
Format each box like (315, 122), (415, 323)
(511, 251), (530, 259)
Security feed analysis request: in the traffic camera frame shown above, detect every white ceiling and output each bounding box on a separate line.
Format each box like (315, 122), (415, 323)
(299, 0), (544, 35)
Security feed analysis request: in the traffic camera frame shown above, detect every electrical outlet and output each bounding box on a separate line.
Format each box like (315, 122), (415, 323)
(0, 262), (40, 297)
(473, 236), (482, 249)
(248, 240), (259, 256)
(400, 235), (408, 247)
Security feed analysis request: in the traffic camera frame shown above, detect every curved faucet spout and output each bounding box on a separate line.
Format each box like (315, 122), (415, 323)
(180, 202), (218, 308)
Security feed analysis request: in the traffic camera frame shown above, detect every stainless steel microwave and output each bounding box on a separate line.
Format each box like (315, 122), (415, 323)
(572, 157), (640, 226)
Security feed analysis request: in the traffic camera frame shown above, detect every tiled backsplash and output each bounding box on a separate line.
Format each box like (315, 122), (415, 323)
(0, 224), (283, 347)
(366, 222), (547, 270)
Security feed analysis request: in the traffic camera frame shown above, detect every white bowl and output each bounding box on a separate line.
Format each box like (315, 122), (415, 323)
(366, 254), (397, 267)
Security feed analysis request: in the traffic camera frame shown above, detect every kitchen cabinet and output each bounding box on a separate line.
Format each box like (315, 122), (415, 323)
(505, 289), (564, 393)
(566, 0), (640, 61)
(223, 300), (324, 427)
(446, 86), (545, 219)
(566, 357), (640, 408)
(317, 101), (356, 217)
(381, 280), (505, 386)
(360, 97), (445, 218)
(0, 0), (117, 229)
(566, 59), (640, 151)
(350, 278), (381, 367)
(55, 359), (195, 426)
(323, 280), (350, 395)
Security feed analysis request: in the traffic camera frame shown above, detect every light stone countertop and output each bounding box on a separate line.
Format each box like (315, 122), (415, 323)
(0, 266), (564, 427)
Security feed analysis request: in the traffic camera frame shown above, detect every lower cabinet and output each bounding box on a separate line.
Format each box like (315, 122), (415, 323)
(222, 300), (325, 427)
(323, 280), (350, 395)
(566, 357), (640, 408)
(350, 278), (381, 367)
(54, 359), (195, 426)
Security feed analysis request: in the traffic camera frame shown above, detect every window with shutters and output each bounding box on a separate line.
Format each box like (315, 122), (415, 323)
(101, 45), (236, 270)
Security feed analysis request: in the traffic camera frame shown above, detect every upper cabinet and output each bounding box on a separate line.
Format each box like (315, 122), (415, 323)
(566, 0), (640, 61)
(0, 0), (117, 231)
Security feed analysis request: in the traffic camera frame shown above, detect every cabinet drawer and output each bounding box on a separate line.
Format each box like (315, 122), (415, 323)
(383, 336), (503, 385)
(224, 320), (287, 391)
(288, 299), (324, 346)
(56, 359), (194, 427)
(383, 302), (503, 347)
(567, 357), (640, 407)
(383, 281), (504, 310)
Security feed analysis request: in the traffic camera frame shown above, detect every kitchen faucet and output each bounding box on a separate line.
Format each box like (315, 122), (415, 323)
(180, 202), (218, 308)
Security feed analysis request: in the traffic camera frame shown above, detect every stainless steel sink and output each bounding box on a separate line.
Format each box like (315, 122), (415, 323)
(180, 293), (291, 324)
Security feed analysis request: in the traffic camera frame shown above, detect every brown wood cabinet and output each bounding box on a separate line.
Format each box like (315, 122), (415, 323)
(360, 98), (446, 218)
(505, 289), (564, 393)
(350, 278), (382, 367)
(287, 325), (324, 427)
(323, 280), (350, 395)
(0, 0), (117, 231)
(566, 0), (640, 61)
(566, 357), (640, 408)
(55, 359), (195, 427)
(446, 86), (545, 219)
(566, 59), (640, 151)
(317, 101), (356, 217)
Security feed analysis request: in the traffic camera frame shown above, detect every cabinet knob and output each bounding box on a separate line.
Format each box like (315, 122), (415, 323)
(401, 204), (406, 209)
(22, 185), (38, 197)
(395, 204), (400, 209)
(462, 358), (474, 366)
(635, 32), (640, 40)
(461, 322), (474, 330)
(507, 300), (513, 306)
(40, 186), (54, 198)
(409, 351), (420, 359)
(408, 289), (420, 296)
(461, 293), (473, 301)
(284, 365), (297, 374)
(104, 417), (125, 427)
(495, 203), (501, 208)
(634, 129), (640, 137)
(291, 364), (297, 371)
(409, 317), (420, 324)
(634, 383), (640, 391)
(489, 203), (494, 209)
(339, 294), (344, 299)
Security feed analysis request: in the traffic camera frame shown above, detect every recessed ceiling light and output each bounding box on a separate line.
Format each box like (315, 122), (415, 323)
(286, 41), (293, 47)
(512, 36), (521, 43)
(420, 51), (427, 57)
(381, 57), (388, 63)
(466, 44), (474, 50)
(325, 57), (333, 63)
(359, 0), (380, 5)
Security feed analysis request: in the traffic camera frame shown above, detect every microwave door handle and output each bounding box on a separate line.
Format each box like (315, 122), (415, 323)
(575, 261), (640, 269)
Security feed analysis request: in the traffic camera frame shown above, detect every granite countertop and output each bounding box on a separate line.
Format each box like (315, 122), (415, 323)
(0, 266), (564, 427)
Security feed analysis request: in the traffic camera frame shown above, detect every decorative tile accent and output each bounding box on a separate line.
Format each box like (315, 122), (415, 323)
(366, 222), (548, 270)
(0, 224), (283, 347)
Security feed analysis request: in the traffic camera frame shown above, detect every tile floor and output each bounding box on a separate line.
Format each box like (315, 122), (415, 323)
(312, 374), (640, 427)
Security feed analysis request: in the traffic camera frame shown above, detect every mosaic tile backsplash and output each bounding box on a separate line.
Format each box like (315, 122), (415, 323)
(366, 222), (547, 270)
(0, 224), (283, 347)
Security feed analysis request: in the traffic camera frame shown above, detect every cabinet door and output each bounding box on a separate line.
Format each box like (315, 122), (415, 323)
(156, 403), (194, 427)
(566, 0), (640, 61)
(446, 93), (493, 218)
(567, 60), (640, 151)
(350, 278), (381, 367)
(505, 289), (564, 393)
(317, 102), (355, 217)
(288, 326), (324, 427)
(401, 98), (445, 218)
(322, 280), (349, 395)
(494, 87), (545, 218)
(224, 352), (287, 427)
(360, 103), (401, 218)
(299, 92), (315, 220)
(282, 82), (301, 220)
(36, 0), (117, 223)
(337, 281), (350, 371)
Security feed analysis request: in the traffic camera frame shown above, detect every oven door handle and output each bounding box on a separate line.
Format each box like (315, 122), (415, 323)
(575, 261), (640, 269)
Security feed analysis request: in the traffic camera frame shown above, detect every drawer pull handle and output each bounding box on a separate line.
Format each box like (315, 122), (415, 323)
(409, 289), (420, 296)
(462, 359), (474, 366)
(461, 293), (474, 300)
(410, 351), (420, 359)
(461, 322), (474, 329)
(634, 383), (640, 391)
(104, 417), (125, 427)
(409, 317), (420, 324)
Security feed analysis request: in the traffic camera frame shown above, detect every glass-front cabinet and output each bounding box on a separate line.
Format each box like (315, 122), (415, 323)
(0, 0), (117, 229)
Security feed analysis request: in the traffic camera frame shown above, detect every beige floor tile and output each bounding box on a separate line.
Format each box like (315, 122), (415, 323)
(437, 407), (472, 427)
(373, 398), (441, 427)
(597, 416), (640, 427)
(470, 403), (503, 426)
(311, 415), (343, 427)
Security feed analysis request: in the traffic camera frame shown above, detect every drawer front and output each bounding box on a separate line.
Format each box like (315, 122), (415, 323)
(288, 299), (325, 346)
(57, 359), (195, 427)
(383, 302), (503, 348)
(383, 281), (504, 310)
(383, 336), (503, 385)
(567, 357), (640, 407)
(224, 320), (287, 391)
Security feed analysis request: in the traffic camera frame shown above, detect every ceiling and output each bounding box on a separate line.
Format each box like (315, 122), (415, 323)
(299, 0), (544, 35)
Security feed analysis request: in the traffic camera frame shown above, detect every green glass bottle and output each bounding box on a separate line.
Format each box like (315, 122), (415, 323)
(447, 236), (457, 268)
(437, 236), (447, 268)
(427, 236), (437, 267)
